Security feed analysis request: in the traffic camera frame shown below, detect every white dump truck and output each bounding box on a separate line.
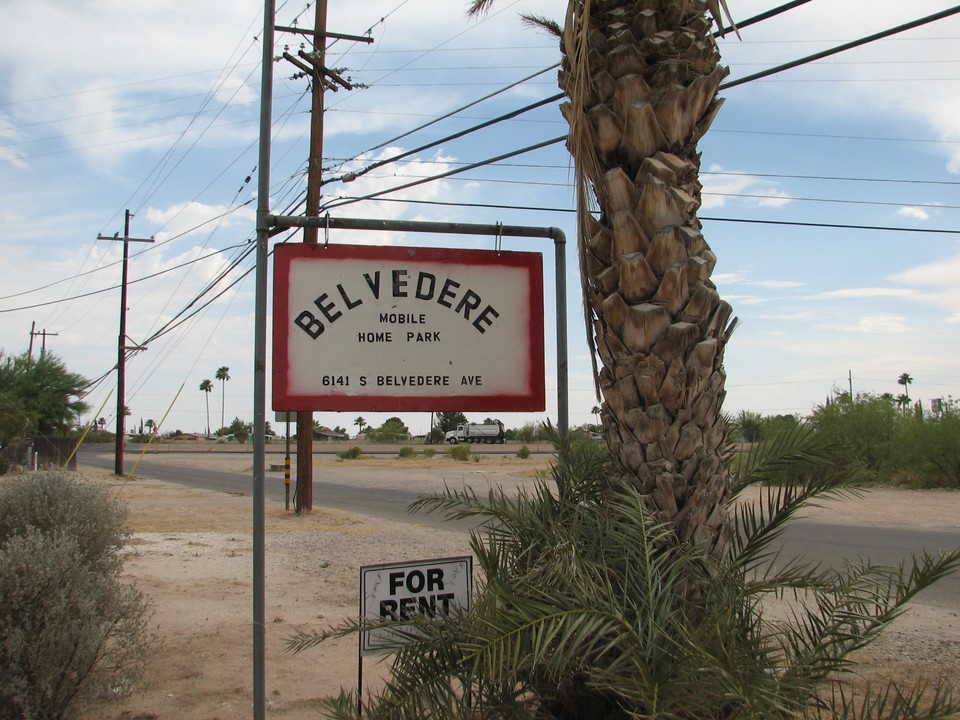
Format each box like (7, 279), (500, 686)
(445, 420), (505, 444)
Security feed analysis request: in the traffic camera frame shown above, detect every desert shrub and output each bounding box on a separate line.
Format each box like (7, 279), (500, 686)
(422, 448), (436, 459)
(0, 473), (153, 720)
(447, 445), (471, 462)
(398, 446), (417, 458)
(516, 444), (531, 459)
(337, 446), (363, 460)
(0, 471), (128, 574)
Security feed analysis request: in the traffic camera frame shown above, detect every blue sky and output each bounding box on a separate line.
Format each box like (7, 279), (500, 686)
(2, 0), (959, 438)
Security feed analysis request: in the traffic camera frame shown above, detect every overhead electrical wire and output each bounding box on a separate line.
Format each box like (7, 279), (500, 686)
(0, 242), (252, 314)
(109, 2), (562, 389)
(722, 5), (960, 89)
(26, 0), (949, 300)
(18, 0), (960, 406)
(328, 91), (564, 186)
(325, 195), (960, 236)
(319, 3), (960, 218)
(344, 167), (960, 206)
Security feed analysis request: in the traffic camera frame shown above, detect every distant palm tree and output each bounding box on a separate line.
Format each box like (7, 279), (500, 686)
(590, 405), (601, 426)
(897, 372), (913, 405)
(145, 419), (156, 434)
(199, 379), (213, 436)
(354, 416), (366, 435)
(98, 417), (106, 431)
(215, 366), (230, 432)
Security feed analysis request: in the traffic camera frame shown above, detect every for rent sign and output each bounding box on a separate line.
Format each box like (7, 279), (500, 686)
(360, 556), (472, 655)
(272, 243), (544, 412)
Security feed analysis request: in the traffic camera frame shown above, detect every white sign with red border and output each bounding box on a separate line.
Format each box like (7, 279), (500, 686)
(272, 243), (545, 412)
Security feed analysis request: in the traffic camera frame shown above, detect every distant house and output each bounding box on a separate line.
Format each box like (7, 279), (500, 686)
(313, 430), (349, 442)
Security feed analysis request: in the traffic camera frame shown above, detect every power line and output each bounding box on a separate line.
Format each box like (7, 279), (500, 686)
(711, 127), (960, 145)
(722, 5), (960, 89)
(319, 135), (566, 212)
(331, 63), (561, 171)
(352, 168), (960, 210)
(318, 4), (959, 210)
(0, 243), (252, 314)
(327, 195), (960, 236)
(325, 155), (960, 188)
(329, 91), (563, 185)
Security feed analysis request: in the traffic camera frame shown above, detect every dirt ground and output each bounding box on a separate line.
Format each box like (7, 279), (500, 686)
(69, 451), (960, 719)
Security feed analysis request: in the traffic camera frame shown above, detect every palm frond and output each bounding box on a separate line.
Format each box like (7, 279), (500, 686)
(521, 14), (561, 37)
(289, 422), (960, 718)
(775, 549), (960, 687)
(730, 421), (862, 573)
(811, 676), (960, 720)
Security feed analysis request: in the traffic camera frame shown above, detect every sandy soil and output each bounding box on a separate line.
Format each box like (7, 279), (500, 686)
(70, 451), (960, 719)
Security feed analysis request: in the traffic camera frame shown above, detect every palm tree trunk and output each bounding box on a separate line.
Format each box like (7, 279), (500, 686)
(560, 0), (737, 559)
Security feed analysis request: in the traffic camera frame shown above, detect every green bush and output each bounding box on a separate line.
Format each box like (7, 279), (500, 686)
(398, 446), (417, 458)
(811, 392), (898, 477)
(337, 446), (363, 460)
(422, 448), (436, 459)
(0, 473), (153, 720)
(893, 410), (960, 488)
(447, 445), (471, 462)
(516, 444), (531, 459)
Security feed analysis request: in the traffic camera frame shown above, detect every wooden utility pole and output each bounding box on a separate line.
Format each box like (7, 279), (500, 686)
(277, 1), (369, 513)
(294, 0), (328, 513)
(98, 210), (153, 476)
(28, 322), (58, 360)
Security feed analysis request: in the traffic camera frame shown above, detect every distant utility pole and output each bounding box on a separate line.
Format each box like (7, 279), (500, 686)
(28, 321), (58, 360)
(98, 210), (153, 476)
(279, 0), (368, 513)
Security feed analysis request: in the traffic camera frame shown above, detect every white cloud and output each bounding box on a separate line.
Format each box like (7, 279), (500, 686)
(701, 165), (793, 209)
(897, 206), (930, 221)
(751, 280), (805, 290)
(892, 251), (960, 323)
(809, 287), (918, 300)
(893, 252), (960, 287)
(756, 312), (815, 322)
(850, 314), (909, 334)
(712, 271), (748, 285)
(718, 1), (960, 174)
(724, 294), (767, 306)
(146, 201), (256, 242)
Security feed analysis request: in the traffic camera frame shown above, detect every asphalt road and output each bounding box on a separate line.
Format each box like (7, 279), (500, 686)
(79, 448), (960, 610)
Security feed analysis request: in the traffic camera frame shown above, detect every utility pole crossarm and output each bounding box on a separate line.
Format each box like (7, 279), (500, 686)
(96, 234), (154, 244)
(274, 24), (374, 44)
